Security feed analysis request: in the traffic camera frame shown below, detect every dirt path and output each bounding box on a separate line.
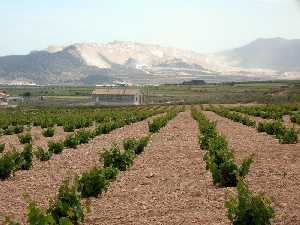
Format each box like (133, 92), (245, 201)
(204, 111), (300, 225)
(84, 111), (229, 225)
(0, 117), (155, 224)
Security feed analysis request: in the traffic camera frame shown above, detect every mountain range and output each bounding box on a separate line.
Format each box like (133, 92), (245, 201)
(221, 38), (300, 72)
(0, 38), (299, 85)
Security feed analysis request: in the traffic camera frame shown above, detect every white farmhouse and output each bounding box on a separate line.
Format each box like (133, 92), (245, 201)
(0, 91), (9, 106)
(92, 88), (143, 106)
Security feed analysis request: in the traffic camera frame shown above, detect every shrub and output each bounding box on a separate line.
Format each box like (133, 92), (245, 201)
(63, 122), (75, 132)
(42, 128), (55, 137)
(206, 154), (252, 187)
(18, 133), (32, 144)
(102, 167), (118, 181)
(78, 166), (118, 198)
(200, 123), (217, 150)
(279, 128), (298, 144)
(209, 108), (256, 128)
(48, 141), (64, 154)
(193, 109), (253, 187)
(203, 134), (249, 187)
(291, 113), (300, 125)
(228, 105), (286, 120)
(14, 125), (24, 134)
(123, 138), (138, 152)
(74, 118), (91, 129)
(64, 135), (79, 149)
(40, 118), (55, 129)
(2, 127), (14, 135)
(101, 145), (133, 171)
(123, 137), (149, 155)
(290, 115), (296, 123)
(264, 121), (283, 135)
(95, 121), (119, 135)
(0, 152), (16, 180)
(148, 111), (177, 133)
(76, 130), (91, 144)
(0, 143), (5, 153)
(48, 180), (84, 225)
(208, 157), (238, 187)
(78, 168), (108, 198)
(27, 201), (55, 225)
(238, 156), (253, 177)
(257, 122), (265, 133)
(3, 125), (24, 135)
(88, 130), (96, 139)
(19, 144), (33, 170)
(34, 147), (52, 161)
(257, 121), (298, 144)
(148, 118), (165, 133)
(123, 136), (149, 155)
(24, 187), (83, 225)
(134, 137), (149, 155)
(225, 180), (274, 225)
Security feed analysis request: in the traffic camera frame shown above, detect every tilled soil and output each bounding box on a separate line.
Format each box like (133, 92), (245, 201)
(0, 117), (155, 224)
(84, 111), (230, 225)
(243, 114), (300, 133)
(0, 125), (92, 154)
(204, 111), (300, 225)
(283, 115), (300, 133)
(0, 126), (69, 154)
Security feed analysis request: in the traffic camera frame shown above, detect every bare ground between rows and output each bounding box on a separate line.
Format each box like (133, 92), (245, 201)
(84, 111), (230, 225)
(0, 124), (95, 154)
(282, 115), (300, 132)
(0, 116), (156, 224)
(234, 112), (300, 134)
(204, 111), (300, 225)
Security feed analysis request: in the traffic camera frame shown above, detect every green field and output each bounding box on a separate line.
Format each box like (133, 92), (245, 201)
(1, 80), (300, 106)
(145, 80), (300, 104)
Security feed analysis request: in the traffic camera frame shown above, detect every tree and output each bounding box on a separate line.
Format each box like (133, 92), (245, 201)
(22, 92), (31, 98)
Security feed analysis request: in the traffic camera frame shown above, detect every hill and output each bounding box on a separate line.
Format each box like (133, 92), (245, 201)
(0, 39), (299, 85)
(220, 38), (300, 72)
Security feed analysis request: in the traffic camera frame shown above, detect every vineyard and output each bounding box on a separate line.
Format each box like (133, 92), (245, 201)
(0, 104), (299, 225)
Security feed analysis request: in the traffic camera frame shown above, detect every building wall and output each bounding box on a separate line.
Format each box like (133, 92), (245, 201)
(0, 97), (8, 106)
(93, 94), (142, 105)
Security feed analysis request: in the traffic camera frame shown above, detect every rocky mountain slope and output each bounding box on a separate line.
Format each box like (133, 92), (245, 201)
(0, 46), (115, 85)
(0, 38), (299, 85)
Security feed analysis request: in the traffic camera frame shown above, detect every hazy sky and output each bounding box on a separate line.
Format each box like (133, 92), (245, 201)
(1, 0), (300, 56)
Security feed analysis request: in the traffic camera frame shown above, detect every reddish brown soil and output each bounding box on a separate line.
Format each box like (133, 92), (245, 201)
(0, 117), (154, 224)
(1, 109), (298, 225)
(0, 126), (70, 154)
(84, 111), (229, 225)
(283, 115), (300, 133)
(242, 113), (300, 134)
(204, 111), (300, 225)
(0, 123), (99, 154)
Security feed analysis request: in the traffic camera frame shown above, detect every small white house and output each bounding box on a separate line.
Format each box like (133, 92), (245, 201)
(92, 88), (143, 106)
(0, 91), (9, 106)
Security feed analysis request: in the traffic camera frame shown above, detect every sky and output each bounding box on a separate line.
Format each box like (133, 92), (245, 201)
(0, 0), (300, 56)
